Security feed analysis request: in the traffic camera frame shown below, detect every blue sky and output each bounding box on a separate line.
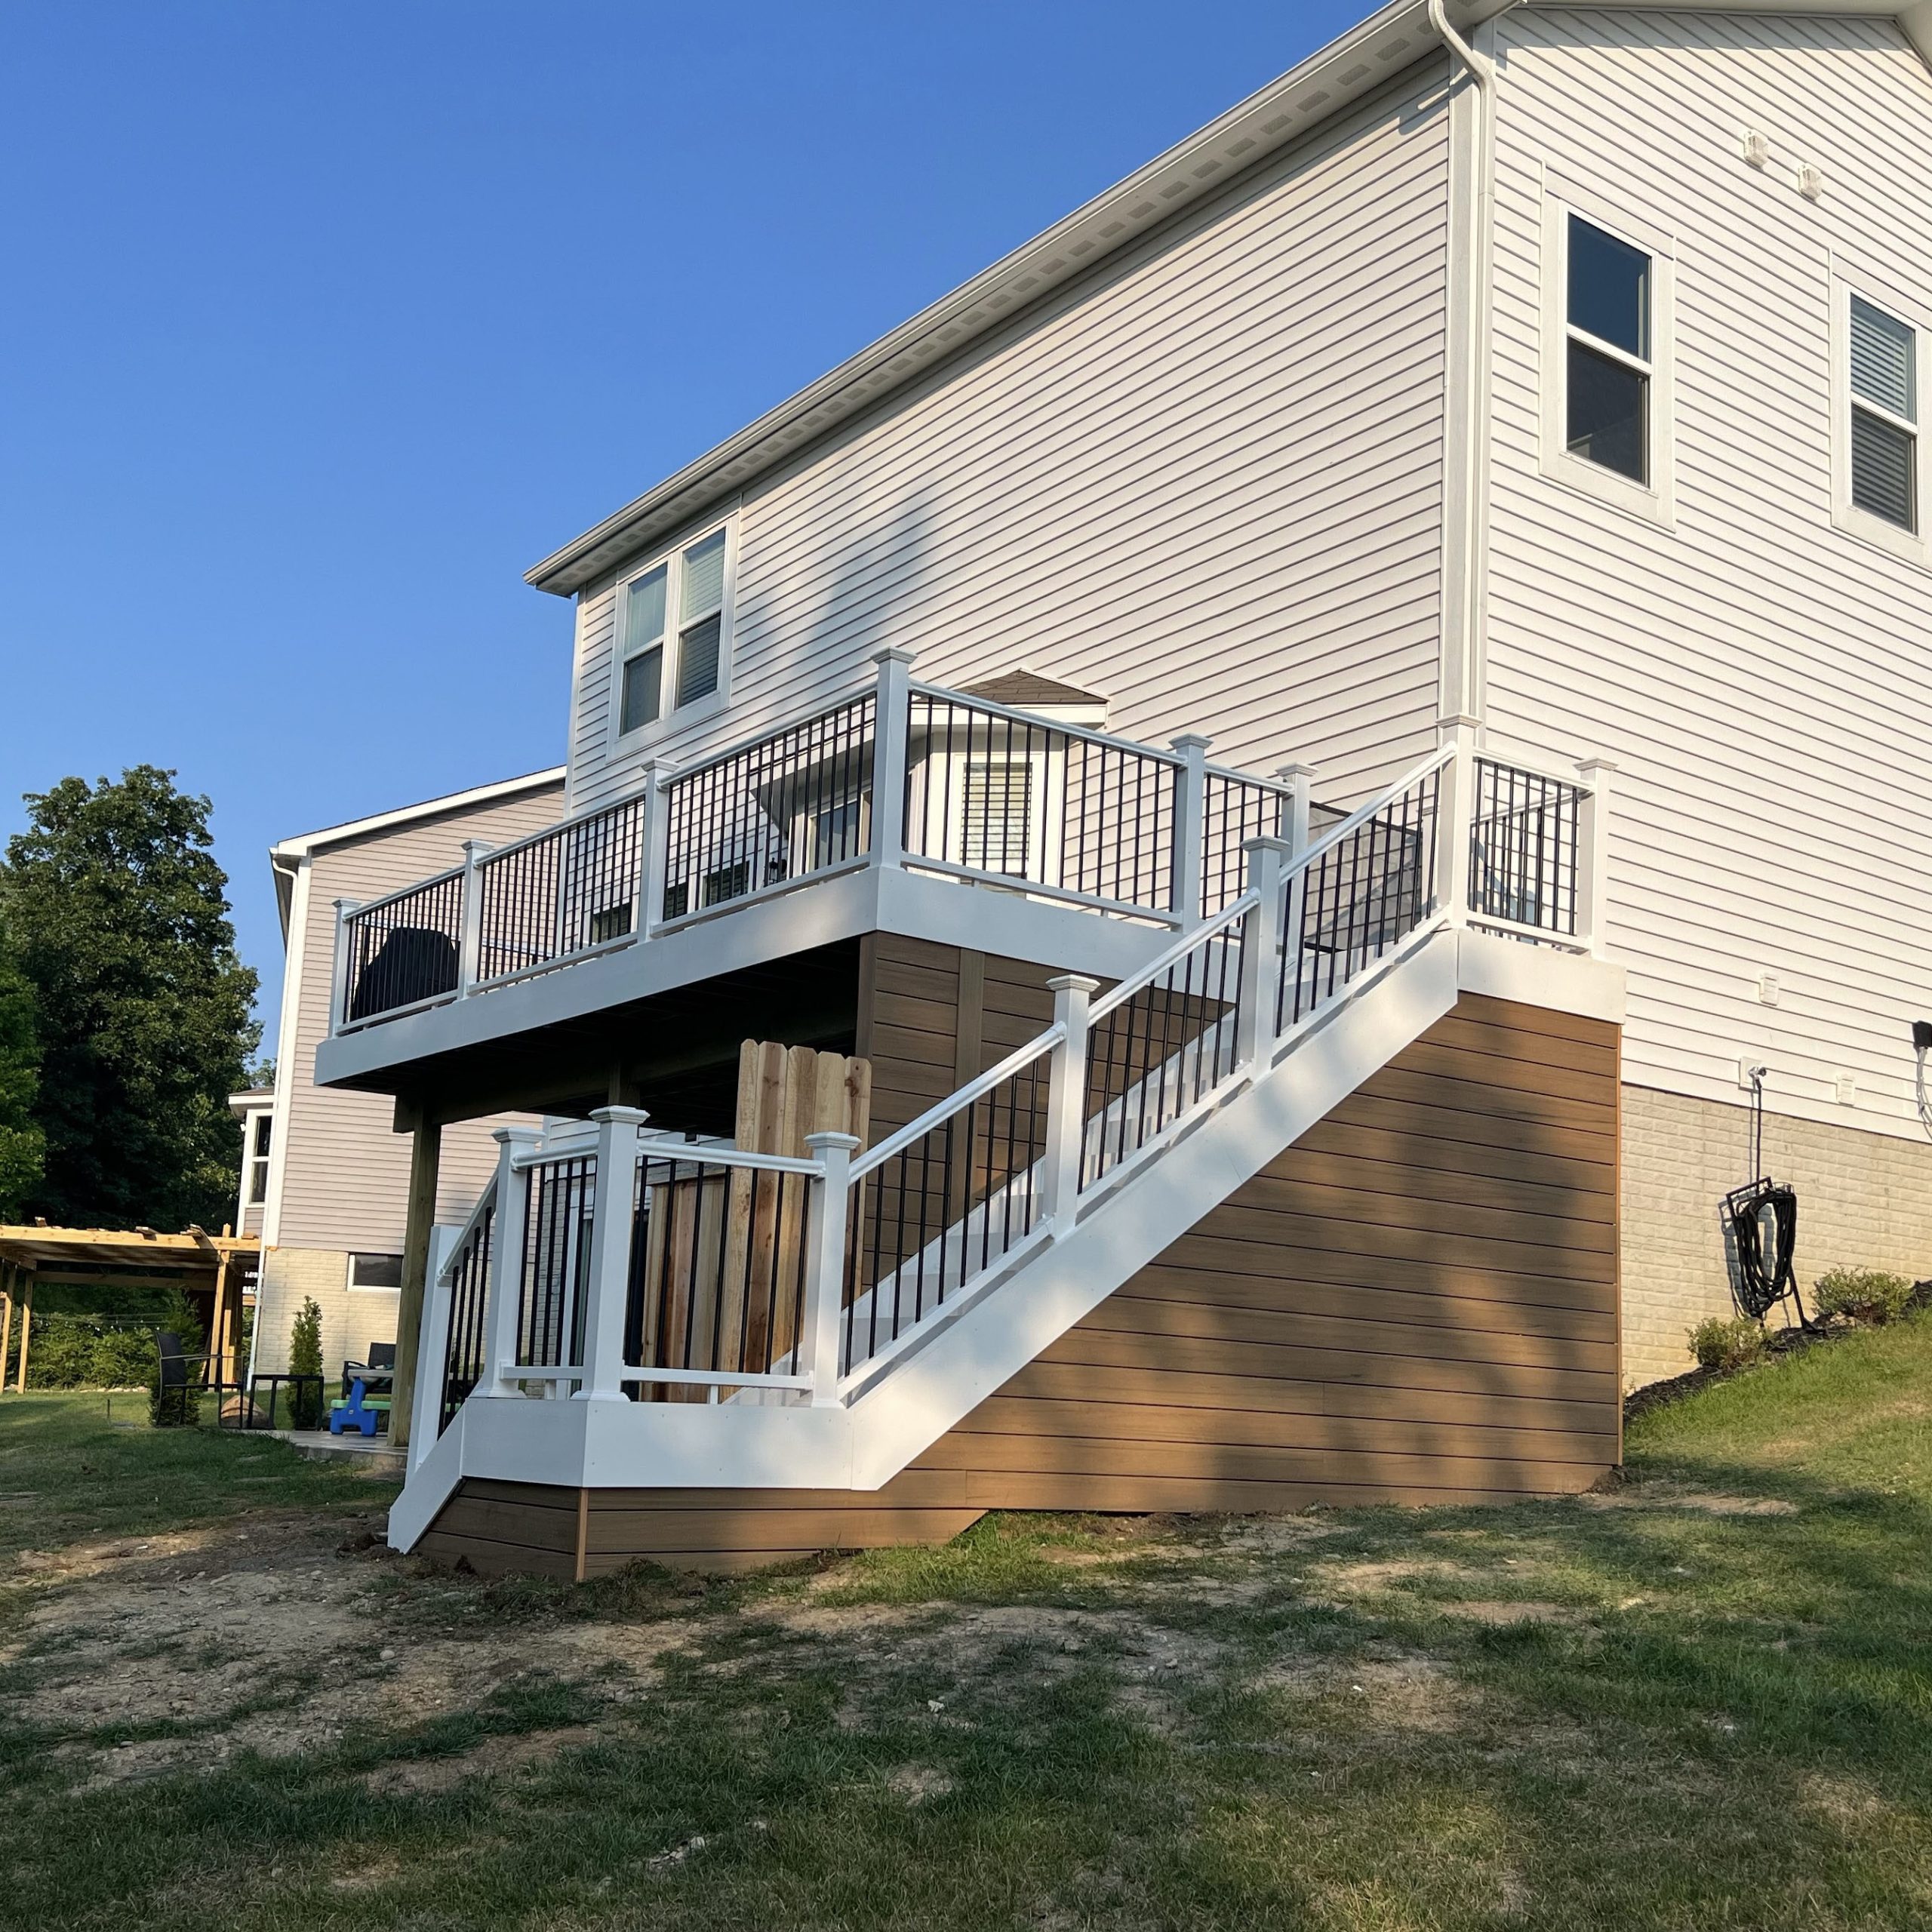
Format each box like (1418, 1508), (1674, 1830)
(0, 0), (1365, 1041)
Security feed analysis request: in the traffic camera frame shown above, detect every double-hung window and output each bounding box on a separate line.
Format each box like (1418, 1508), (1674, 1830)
(1565, 215), (1653, 484)
(614, 521), (734, 741)
(1542, 195), (1675, 525)
(1849, 296), (1917, 532)
(245, 1113), (271, 1207)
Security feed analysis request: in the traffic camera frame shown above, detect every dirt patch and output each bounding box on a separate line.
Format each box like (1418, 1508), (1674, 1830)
(886, 1763), (955, 1804)
(362, 1724), (601, 1795)
(1580, 1487), (1797, 1517)
(1248, 1653), (1476, 1735)
(1437, 1600), (1586, 1627)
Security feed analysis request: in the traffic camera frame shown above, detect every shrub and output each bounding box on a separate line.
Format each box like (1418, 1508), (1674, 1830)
(1689, 1315), (1767, 1373)
(288, 1297), (324, 1429)
(25, 1313), (172, 1389)
(1814, 1267), (1916, 1327)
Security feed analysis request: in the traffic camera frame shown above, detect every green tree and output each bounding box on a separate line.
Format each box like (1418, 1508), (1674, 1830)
(1, 767), (259, 1231)
(0, 910), (43, 1219)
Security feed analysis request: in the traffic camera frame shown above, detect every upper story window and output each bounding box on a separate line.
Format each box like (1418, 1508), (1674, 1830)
(614, 520), (735, 743)
(1849, 297), (1917, 531)
(1540, 193), (1675, 528)
(1832, 269), (1931, 566)
(245, 1113), (271, 1206)
(1566, 217), (1652, 484)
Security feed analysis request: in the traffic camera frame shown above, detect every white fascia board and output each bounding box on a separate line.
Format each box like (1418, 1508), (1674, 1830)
(267, 768), (566, 867)
(1457, 928), (1626, 1023)
(524, 0), (1474, 598)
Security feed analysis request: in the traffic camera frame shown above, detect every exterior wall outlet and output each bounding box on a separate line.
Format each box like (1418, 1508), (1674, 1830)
(1742, 128), (1768, 166)
(1757, 972), (1781, 1005)
(1798, 162), (1823, 200)
(1835, 1072), (1857, 1105)
(1738, 1059), (1767, 1090)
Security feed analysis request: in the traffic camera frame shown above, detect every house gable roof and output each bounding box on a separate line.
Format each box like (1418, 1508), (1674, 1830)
(525, 0), (1932, 601)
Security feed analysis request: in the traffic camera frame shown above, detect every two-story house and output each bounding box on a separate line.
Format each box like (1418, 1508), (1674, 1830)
(314, 0), (1932, 1578)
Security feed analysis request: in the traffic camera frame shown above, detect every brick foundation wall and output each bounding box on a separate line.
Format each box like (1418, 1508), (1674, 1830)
(1620, 1084), (1932, 1389)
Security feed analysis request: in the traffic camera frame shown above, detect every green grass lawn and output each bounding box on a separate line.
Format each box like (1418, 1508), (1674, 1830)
(2, 1318), (1930, 1931)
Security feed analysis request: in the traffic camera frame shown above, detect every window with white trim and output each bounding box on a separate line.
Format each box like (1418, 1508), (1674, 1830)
(614, 521), (734, 742)
(1540, 194), (1675, 526)
(245, 1113), (271, 1207)
(1849, 295), (1917, 531)
(1565, 215), (1652, 485)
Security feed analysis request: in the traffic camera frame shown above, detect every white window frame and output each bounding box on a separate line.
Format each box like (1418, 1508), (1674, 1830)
(1540, 187), (1676, 529)
(1830, 260), (1932, 569)
(245, 1112), (272, 1207)
(347, 1251), (405, 1294)
(607, 512), (739, 755)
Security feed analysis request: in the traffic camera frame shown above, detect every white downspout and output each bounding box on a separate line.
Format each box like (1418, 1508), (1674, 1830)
(1427, 0), (1509, 734)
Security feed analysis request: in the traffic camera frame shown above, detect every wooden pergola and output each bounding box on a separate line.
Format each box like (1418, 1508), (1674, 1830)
(0, 1223), (262, 1393)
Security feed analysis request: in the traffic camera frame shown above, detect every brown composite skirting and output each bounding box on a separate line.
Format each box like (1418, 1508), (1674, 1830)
(420, 957), (1622, 1578)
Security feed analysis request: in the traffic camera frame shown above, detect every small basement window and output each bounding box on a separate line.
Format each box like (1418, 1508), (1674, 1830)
(348, 1252), (405, 1291)
(614, 520), (735, 744)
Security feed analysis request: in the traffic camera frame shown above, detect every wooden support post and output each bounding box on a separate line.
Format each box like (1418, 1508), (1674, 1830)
(1042, 975), (1100, 1229)
(1169, 734), (1211, 926)
(14, 1274), (32, 1393)
(577, 1107), (649, 1402)
(209, 1251), (232, 1392)
(0, 1264), (13, 1392)
(388, 1120), (443, 1450)
(803, 1131), (860, 1406)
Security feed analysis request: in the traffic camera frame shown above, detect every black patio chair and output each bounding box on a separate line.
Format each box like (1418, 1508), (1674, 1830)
(153, 1331), (212, 1428)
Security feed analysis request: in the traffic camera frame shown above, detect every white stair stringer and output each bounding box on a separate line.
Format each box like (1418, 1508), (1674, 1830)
(388, 927), (1460, 1546)
(843, 924), (1460, 1488)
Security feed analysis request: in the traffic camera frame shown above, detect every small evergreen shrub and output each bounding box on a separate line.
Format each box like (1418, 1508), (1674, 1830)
(288, 1297), (324, 1429)
(23, 1314), (159, 1388)
(1689, 1315), (1767, 1373)
(1814, 1267), (1915, 1327)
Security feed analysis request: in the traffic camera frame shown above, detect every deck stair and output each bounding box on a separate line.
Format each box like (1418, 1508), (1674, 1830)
(390, 734), (1607, 1552)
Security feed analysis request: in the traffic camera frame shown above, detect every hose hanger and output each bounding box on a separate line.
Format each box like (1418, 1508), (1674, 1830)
(1718, 1066), (1807, 1326)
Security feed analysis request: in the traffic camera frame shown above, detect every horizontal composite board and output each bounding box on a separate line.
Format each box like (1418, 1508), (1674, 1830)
(565, 58), (1451, 821)
(420, 992), (1621, 1574)
(281, 785), (562, 1254)
(1484, 7), (1932, 1141)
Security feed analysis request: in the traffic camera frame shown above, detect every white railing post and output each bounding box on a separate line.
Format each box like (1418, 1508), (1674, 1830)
(575, 1106), (649, 1402)
(330, 899), (360, 1034)
(636, 759), (669, 937)
(1169, 734), (1211, 926)
(1435, 721), (1480, 924)
(1236, 839), (1288, 1066)
(1574, 758), (1616, 957)
(803, 1131), (861, 1406)
(483, 1127), (540, 1395)
(1275, 763), (1316, 1023)
(1043, 974), (1100, 1226)
(411, 1223), (460, 1472)
(457, 840), (491, 995)
(869, 648), (918, 872)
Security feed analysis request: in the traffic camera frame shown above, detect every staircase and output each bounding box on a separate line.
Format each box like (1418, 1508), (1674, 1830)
(390, 737), (1613, 1558)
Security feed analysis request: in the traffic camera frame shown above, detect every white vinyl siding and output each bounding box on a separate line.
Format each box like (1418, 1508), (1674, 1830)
(1486, 6), (1932, 1143)
(275, 783), (563, 1252)
(565, 60), (1451, 816)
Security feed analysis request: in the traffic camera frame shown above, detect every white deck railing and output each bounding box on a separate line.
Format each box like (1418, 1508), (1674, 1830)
(330, 652), (1321, 1035)
(414, 738), (1611, 1438)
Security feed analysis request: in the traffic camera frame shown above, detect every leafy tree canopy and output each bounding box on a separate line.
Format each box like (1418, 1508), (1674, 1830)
(1, 766), (259, 1232)
(0, 909), (43, 1220)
